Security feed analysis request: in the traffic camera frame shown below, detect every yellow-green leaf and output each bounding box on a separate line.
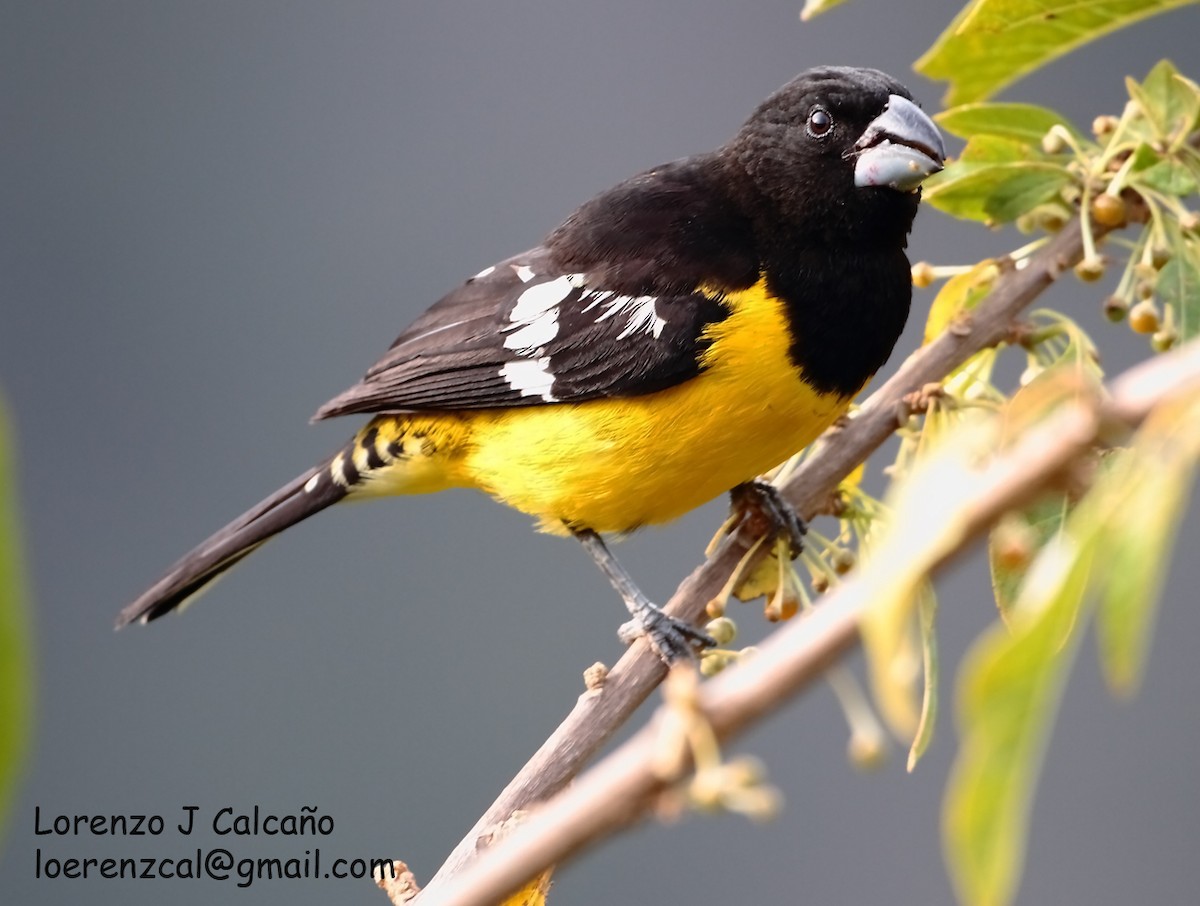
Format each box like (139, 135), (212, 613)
(997, 319), (1104, 468)
(1126, 141), (1163, 174)
(945, 377), (1195, 906)
(1130, 157), (1199, 196)
(944, 532), (1094, 906)
(1094, 467), (1189, 695)
(1157, 231), (1200, 341)
(799, 0), (849, 21)
(731, 535), (789, 603)
(0, 396), (33, 844)
(916, 0), (1200, 106)
(943, 347), (1001, 403)
(988, 494), (1071, 624)
(860, 411), (1001, 737)
(916, 152), (1070, 223)
(907, 584), (940, 772)
(960, 134), (1028, 164)
(1126, 59), (1200, 144)
(924, 260), (1000, 343)
(1095, 396), (1200, 694)
(937, 102), (1085, 146)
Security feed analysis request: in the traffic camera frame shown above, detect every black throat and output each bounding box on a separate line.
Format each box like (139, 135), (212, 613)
(715, 146), (919, 398)
(761, 238), (913, 398)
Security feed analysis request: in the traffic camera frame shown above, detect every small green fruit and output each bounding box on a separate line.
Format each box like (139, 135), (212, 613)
(1074, 257), (1105, 282)
(1103, 294), (1128, 322)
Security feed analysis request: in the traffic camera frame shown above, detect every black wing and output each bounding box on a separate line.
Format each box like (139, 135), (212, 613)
(315, 156), (759, 420)
(315, 248), (730, 418)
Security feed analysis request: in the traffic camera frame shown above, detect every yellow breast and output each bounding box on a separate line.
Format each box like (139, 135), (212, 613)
(444, 278), (856, 534)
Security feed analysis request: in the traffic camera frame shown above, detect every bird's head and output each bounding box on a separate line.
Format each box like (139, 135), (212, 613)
(727, 66), (945, 245)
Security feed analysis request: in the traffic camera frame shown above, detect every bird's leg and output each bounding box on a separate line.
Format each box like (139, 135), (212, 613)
(571, 527), (715, 664)
(728, 480), (807, 557)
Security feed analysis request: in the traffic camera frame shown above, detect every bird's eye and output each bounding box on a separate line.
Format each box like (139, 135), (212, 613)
(807, 107), (833, 138)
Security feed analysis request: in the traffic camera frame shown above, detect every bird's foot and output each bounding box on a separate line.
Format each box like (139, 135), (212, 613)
(572, 526), (715, 664)
(729, 480), (806, 557)
(618, 596), (716, 665)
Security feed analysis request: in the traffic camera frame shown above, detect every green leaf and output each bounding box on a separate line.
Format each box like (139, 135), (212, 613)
(944, 532), (1094, 906)
(1094, 468), (1187, 693)
(907, 584), (940, 772)
(947, 380), (1199, 906)
(959, 134), (1028, 164)
(988, 494), (1071, 623)
(1126, 59), (1200, 144)
(1096, 396), (1200, 694)
(1127, 141), (1163, 173)
(1171, 71), (1200, 134)
(924, 137), (1074, 224)
(1157, 232), (1200, 341)
(937, 102), (1085, 146)
(799, 0), (849, 21)
(0, 396), (33, 844)
(916, 0), (1200, 106)
(924, 154), (1072, 224)
(1131, 157), (1199, 195)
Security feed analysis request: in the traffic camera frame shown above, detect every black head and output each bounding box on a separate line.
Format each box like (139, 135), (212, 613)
(724, 66), (944, 248)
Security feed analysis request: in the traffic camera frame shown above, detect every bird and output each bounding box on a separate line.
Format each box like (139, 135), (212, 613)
(116, 66), (945, 662)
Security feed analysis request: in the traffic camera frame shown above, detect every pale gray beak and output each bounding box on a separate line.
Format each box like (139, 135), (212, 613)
(852, 94), (945, 191)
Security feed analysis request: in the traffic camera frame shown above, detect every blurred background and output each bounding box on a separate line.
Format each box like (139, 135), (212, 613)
(2, 2), (1198, 903)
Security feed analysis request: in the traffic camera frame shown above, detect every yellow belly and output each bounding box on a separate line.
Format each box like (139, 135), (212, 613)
(349, 280), (855, 534)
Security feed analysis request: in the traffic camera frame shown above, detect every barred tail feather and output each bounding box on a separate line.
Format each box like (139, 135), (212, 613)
(116, 461), (349, 628)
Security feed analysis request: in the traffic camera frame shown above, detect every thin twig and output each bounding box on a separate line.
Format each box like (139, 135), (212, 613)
(414, 219), (1093, 899)
(424, 337), (1200, 906)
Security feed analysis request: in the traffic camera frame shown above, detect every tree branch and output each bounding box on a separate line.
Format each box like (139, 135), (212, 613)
(413, 218), (1097, 901)
(423, 335), (1200, 906)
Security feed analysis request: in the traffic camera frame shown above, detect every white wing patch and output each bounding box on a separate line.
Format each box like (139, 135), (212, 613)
(502, 275), (575, 352)
(497, 271), (668, 402)
(583, 292), (667, 339)
(500, 357), (557, 401)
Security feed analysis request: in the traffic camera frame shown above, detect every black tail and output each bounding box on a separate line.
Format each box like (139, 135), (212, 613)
(116, 459), (348, 628)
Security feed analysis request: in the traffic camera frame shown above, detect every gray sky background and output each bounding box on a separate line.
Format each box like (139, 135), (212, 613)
(2, 2), (1199, 904)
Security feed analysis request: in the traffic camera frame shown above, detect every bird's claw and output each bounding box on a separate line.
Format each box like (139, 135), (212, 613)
(619, 606), (716, 665)
(729, 480), (807, 557)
